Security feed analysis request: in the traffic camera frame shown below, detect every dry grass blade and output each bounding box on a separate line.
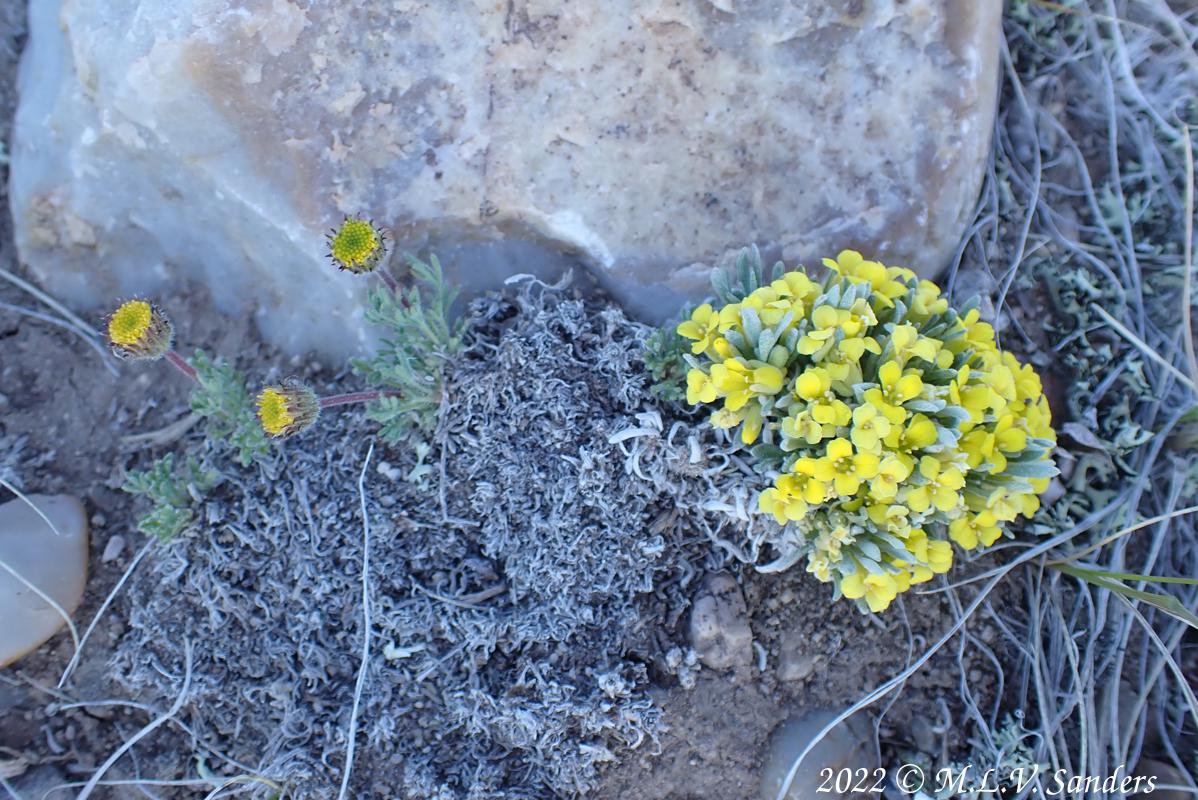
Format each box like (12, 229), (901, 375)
(1118, 596), (1198, 724)
(57, 538), (154, 688)
(1181, 125), (1197, 388)
(1092, 305), (1196, 392)
(336, 443), (375, 800)
(0, 557), (79, 655)
(1050, 504), (1198, 563)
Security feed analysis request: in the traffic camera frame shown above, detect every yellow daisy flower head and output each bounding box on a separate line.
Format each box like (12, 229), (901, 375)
(257, 379), (321, 438)
(327, 215), (387, 273)
(106, 299), (173, 360)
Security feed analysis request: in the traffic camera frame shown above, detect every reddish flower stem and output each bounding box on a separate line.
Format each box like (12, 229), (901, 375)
(164, 350), (199, 382)
(318, 389), (402, 409)
(377, 270), (399, 292)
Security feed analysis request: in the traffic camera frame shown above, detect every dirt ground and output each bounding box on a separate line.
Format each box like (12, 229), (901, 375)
(593, 563), (1018, 800)
(0, 5), (1016, 799)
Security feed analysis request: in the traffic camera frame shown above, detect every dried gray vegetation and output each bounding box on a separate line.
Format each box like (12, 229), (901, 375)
(110, 277), (752, 798)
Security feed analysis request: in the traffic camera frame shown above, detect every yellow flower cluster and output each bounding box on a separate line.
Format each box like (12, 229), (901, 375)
(678, 250), (1057, 613)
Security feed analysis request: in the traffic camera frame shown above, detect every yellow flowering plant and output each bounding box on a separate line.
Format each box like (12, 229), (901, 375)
(677, 247), (1058, 613)
(111, 214), (459, 538)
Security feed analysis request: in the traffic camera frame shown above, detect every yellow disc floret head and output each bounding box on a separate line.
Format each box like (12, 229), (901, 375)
(107, 299), (173, 360)
(256, 379), (320, 439)
(327, 215), (386, 274)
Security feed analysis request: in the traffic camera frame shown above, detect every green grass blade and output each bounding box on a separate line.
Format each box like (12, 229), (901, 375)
(1055, 564), (1198, 630)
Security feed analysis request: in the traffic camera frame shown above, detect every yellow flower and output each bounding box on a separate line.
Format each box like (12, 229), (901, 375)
(807, 438), (880, 497)
(823, 335), (881, 384)
(868, 453), (914, 502)
(867, 501), (912, 534)
(838, 335), (882, 361)
(686, 369), (718, 405)
(1005, 352), (1044, 402)
(850, 404), (891, 453)
(925, 538), (953, 573)
(905, 456), (965, 513)
(1018, 490), (1042, 517)
(986, 363), (1018, 411)
(658, 253), (1057, 612)
(949, 365), (994, 431)
(840, 568), (899, 613)
(710, 359), (785, 410)
(890, 567), (915, 592)
(807, 554), (833, 583)
(898, 529), (953, 581)
(794, 367), (852, 426)
(979, 487), (1023, 522)
(717, 304), (743, 332)
(797, 305), (842, 355)
(949, 511), (1002, 549)
(770, 271), (820, 306)
(740, 405), (764, 445)
(948, 308), (996, 354)
(822, 250), (908, 308)
(908, 280), (949, 320)
(839, 298), (879, 337)
(257, 379), (320, 438)
(781, 409), (834, 446)
(1022, 395), (1055, 440)
(712, 337), (737, 360)
(677, 304), (721, 355)
(759, 472), (826, 524)
(744, 286), (801, 328)
(883, 413), (939, 453)
(960, 415), (1027, 472)
(710, 408), (745, 429)
(890, 324), (940, 365)
(328, 216), (386, 273)
(864, 361), (923, 425)
(107, 299), (173, 360)
(796, 298), (876, 355)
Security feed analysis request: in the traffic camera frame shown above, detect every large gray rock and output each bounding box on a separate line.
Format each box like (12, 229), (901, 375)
(11, 0), (1000, 356)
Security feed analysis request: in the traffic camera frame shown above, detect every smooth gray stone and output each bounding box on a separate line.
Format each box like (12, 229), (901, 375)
(0, 494), (88, 667)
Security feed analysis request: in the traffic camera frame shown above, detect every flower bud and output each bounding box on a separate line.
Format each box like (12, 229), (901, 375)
(327, 215), (386, 274)
(256, 379), (320, 438)
(106, 299), (173, 360)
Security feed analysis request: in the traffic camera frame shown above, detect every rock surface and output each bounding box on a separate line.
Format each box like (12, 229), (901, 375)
(0, 494), (88, 667)
(777, 629), (824, 683)
(12, 0), (1000, 356)
(690, 572), (753, 671)
(759, 711), (875, 800)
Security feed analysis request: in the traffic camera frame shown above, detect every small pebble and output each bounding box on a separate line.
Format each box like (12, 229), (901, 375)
(377, 461), (402, 481)
(101, 535), (126, 563)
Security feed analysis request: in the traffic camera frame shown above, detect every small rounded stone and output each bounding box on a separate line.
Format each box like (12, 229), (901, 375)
(0, 495), (89, 667)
